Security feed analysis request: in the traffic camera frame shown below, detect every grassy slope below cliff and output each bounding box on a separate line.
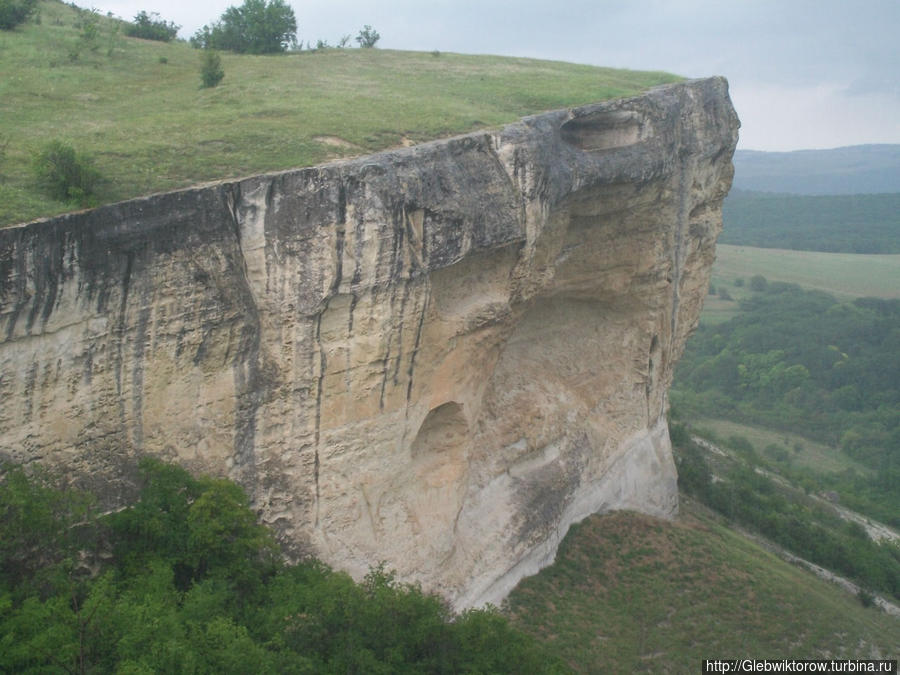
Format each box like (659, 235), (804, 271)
(507, 506), (900, 671)
(0, 0), (680, 226)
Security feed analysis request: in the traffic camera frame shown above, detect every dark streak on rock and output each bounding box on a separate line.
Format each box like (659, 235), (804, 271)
(130, 294), (152, 448)
(113, 251), (135, 414)
(229, 183), (265, 490)
(313, 311), (325, 526)
(378, 291), (393, 410)
(406, 285), (430, 404)
(22, 361), (37, 423)
(24, 228), (64, 334)
(347, 293), (358, 337)
(390, 207), (407, 386)
(337, 179), (347, 230)
(1, 229), (27, 340)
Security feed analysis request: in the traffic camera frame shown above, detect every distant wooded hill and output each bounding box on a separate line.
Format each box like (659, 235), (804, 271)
(720, 190), (900, 253)
(732, 145), (900, 195)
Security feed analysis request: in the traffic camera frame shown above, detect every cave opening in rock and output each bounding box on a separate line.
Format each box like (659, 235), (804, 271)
(411, 402), (468, 458)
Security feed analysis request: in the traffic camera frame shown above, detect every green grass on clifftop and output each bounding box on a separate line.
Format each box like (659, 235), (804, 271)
(0, 1), (681, 226)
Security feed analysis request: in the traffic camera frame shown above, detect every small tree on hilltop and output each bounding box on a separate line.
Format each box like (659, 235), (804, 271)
(191, 0), (297, 54)
(355, 24), (380, 48)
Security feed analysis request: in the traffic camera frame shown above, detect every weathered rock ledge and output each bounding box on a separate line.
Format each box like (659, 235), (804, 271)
(0, 78), (738, 608)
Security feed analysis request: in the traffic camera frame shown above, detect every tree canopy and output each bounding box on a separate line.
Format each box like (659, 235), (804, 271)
(125, 11), (180, 42)
(0, 0), (37, 30)
(191, 0), (297, 54)
(672, 283), (900, 493)
(355, 24), (380, 48)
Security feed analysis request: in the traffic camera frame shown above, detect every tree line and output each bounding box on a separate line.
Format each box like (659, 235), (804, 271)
(720, 190), (900, 253)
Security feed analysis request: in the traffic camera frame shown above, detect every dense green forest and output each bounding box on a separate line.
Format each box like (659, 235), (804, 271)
(0, 459), (565, 674)
(673, 282), (899, 466)
(671, 282), (900, 523)
(720, 190), (900, 253)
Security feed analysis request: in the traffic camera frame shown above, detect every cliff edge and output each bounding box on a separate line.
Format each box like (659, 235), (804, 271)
(0, 78), (739, 608)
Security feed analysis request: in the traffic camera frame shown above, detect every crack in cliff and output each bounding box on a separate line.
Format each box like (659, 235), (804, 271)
(406, 284), (430, 405)
(377, 206), (405, 410)
(346, 180), (364, 347)
(226, 182), (242, 243)
(225, 180), (264, 488)
(670, 153), (695, 370)
(313, 310), (325, 527)
(390, 213), (408, 387)
(378, 284), (397, 410)
(402, 207), (426, 274)
(312, 182), (350, 526)
(129, 299), (152, 448)
(487, 135), (528, 239)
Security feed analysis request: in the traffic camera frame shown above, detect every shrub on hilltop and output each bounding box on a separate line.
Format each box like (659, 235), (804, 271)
(32, 140), (102, 206)
(0, 0), (38, 30)
(125, 10), (180, 42)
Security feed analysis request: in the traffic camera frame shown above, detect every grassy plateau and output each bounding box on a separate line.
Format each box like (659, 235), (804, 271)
(0, 0), (680, 226)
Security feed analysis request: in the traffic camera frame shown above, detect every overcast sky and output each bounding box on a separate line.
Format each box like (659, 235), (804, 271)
(89, 0), (899, 151)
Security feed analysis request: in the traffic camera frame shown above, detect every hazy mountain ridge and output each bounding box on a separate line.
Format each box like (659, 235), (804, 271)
(722, 144), (900, 251)
(733, 144), (900, 195)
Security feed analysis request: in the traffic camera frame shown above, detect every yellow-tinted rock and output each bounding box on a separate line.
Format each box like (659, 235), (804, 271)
(0, 78), (739, 608)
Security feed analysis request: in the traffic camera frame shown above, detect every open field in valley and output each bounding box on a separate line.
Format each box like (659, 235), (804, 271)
(703, 244), (900, 323)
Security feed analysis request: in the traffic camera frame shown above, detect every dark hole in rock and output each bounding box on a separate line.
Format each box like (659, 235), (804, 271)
(560, 110), (646, 151)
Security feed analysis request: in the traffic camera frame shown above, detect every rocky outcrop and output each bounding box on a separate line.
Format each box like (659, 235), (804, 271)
(0, 78), (738, 608)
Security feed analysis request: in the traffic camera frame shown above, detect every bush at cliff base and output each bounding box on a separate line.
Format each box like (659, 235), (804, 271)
(0, 458), (569, 673)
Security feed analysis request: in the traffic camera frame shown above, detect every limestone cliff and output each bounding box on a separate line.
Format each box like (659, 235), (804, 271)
(0, 78), (738, 608)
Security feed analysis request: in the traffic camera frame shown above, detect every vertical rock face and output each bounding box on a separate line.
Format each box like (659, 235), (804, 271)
(0, 78), (738, 608)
